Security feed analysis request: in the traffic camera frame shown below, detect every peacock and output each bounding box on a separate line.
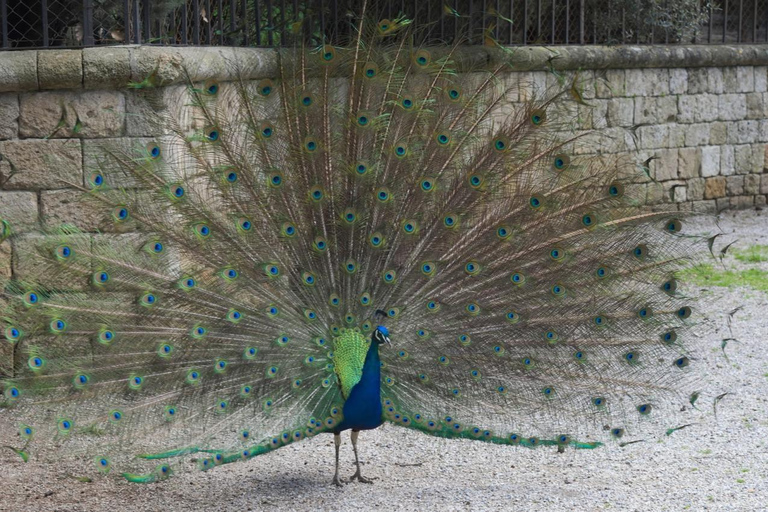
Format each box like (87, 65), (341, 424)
(0, 11), (710, 487)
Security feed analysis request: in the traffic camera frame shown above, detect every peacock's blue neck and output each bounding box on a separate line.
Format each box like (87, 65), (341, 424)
(336, 341), (383, 432)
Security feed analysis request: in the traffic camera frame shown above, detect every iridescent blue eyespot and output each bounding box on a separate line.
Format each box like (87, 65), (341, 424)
(226, 171), (237, 182)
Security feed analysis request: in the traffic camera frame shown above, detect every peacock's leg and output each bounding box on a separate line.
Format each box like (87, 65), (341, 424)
(347, 429), (375, 484)
(332, 433), (344, 487)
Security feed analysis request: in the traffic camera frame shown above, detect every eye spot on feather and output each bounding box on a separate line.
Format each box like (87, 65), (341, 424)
(458, 334), (471, 346)
(677, 306), (692, 319)
(5, 326), (21, 342)
(662, 330), (677, 343)
(553, 154), (570, 171)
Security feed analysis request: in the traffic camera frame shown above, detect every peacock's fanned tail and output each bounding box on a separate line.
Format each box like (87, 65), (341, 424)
(1, 16), (707, 481)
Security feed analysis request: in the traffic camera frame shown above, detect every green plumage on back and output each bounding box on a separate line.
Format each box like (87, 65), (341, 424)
(333, 328), (371, 399)
(0, 7), (716, 486)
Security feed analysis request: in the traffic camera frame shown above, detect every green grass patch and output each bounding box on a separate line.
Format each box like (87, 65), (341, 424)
(679, 264), (768, 292)
(733, 245), (768, 263)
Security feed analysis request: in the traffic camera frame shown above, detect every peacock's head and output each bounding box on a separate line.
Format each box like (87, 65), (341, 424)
(372, 325), (391, 346)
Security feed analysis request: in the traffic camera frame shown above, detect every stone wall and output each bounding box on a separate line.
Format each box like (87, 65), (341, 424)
(1, 45), (767, 288)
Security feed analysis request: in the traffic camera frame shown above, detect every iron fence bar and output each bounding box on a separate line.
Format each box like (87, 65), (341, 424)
(123, 0), (129, 44)
(754, 0), (758, 42)
(281, 0), (287, 45)
(266, 0), (273, 45)
(622, 6), (626, 44)
(182, 2), (188, 44)
(133, 0), (141, 43)
(579, 0), (583, 44)
(551, 0), (555, 44)
(738, 0), (743, 43)
(0, 0), (6, 48)
(42, 0), (49, 46)
(565, 0), (569, 43)
(523, 0), (527, 45)
(495, 0), (500, 40)
(724, 0), (728, 43)
(708, 0), (713, 42)
(229, 0), (235, 44)
(205, 0), (212, 43)
(218, 0), (224, 44)
(193, 0), (200, 44)
(242, 0), (249, 46)
(143, 0), (150, 43)
(83, 0), (94, 45)
(254, 0), (260, 45)
(537, 0), (541, 40)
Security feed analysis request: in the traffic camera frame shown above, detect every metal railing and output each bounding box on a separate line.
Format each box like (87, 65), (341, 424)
(2, 1), (767, 49)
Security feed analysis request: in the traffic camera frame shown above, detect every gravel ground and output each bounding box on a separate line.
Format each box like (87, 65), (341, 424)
(2, 209), (767, 512)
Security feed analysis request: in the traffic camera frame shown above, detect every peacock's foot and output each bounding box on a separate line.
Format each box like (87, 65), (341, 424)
(332, 475), (345, 487)
(346, 471), (376, 484)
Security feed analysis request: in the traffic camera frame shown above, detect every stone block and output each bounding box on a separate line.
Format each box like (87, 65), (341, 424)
(752, 144), (765, 173)
(692, 199), (717, 213)
(518, 71), (548, 101)
(667, 124), (687, 148)
(12, 234), (92, 290)
(0, 191), (38, 232)
(625, 68), (669, 97)
(720, 145), (735, 176)
(762, 175), (768, 194)
(673, 185), (687, 203)
(727, 120), (759, 144)
(701, 146), (721, 177)
(726, 175), (745, 195)
(677, 201), (693, 212)
(723, 66), (754, 93)
(756, 195), (767, 207)
(637, 124), (668, 150)
(704, 176), (726, 199)
(19, 90), (125, 139)
(730, 196), (754, 209)
(654, 149), (678, 182)
(0, 139), (82, 190)
(595, 69), (626, 98)
(734, 144), (756, 175)
(0, 52), (37, 93)
(746, 92), (767, 119)
(41, 189), (108, 232)
(606, 97), (633, 127)
(719, 94), (747, 121)
(756, 67), (768, 93)
(716, 197), (731, 211)
(687, 68), (708, 94)
(38, 50), (82, 90)
(710, 122), (727, 145)
(687, 177), (705, 201)
(83, 47), (132, 90)
(669, 69), (687, 95)
(697, 94), (720, 123)
(678, 147), (701, 179)
(744, 174), (761, 195)
(634, 96), (678, 125)
(0, 94), (19, 140)
(677, 95), (696, 124)
(708, 68), (724, 94)
(685, 123), (710, 147)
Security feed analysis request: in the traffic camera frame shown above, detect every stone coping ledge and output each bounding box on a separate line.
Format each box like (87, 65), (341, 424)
(1, 44), (768, 93)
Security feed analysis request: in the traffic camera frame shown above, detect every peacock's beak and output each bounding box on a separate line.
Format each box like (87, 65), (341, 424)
(384, 336), (391, 347)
